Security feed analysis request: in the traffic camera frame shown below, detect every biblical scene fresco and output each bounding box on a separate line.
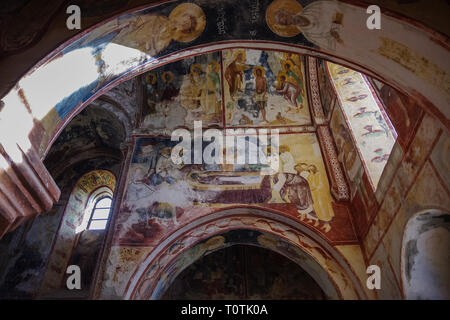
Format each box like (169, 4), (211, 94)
(327, 62), (396, 189)
(223, 49), (311, 128)
(114, 132), (340, 247)
(28, 0), (447, 162)
(140, 52), (222, 132)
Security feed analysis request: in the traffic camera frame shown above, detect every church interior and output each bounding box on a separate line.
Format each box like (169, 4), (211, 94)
(0, 0), (448, 300)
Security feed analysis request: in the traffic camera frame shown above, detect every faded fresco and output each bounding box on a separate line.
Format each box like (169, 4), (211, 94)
(327, 62), (396, 189)
(329, 105), (363, 198)
(317, 58), (336, 118)
(163, 243), (326, 300)
(40, 170), (116, 293)
(16, 0), (446, 160)
(115, 132), (337, 249)
(370, 78), (423, 150)
(223, 49), (311, 128)
(140, 52), (222, 132)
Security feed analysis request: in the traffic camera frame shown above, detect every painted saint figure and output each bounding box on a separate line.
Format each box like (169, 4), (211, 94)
(270, 1), (343, 51)
(253, 66), (268, 122)
(282, 60), (304, 106)
(275, 163), (315, 218)
(180, 64), (207, 111)
(225, 50), (249, 100)
(275, 73), (300, 109)
(206, 61), (221, 115)
(161, 71), (179, 102)
(302, 163), (334, 232)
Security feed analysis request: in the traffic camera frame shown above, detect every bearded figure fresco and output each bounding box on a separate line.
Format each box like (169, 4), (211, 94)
(266, 0), (344, 51)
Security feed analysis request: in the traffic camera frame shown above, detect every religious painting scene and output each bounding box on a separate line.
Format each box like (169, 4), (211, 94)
(0, 0), (449, 305)
(223, 49), (311, 128)
(115, 131), (338, 250)
(139, 52), (223, 133)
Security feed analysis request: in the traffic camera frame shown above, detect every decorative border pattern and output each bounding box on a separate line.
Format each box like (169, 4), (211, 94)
(125, 212), (363, 300)
(307, 56), (326, 125)
(317, 125), (350, 201)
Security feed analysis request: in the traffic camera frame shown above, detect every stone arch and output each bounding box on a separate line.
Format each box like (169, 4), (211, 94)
(401, 209), (450, 300)
(123, 208), (366, 300)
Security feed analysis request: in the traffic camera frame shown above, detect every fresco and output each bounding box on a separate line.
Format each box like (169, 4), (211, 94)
(327, 62), (396, 189)
(370, 78), (423, 150)
(115, 132), (338, 249)
(0, 206), (62, 299)
(0, 0), (66, 54)
(317, 58), (336, 118)
(329, 105), (363, 198)
(139, 52), (222, 132)
(223, 49), (311, 128)
(127, 219), (360, 300)
(163, 243), (326, 300)
(12, 0), (445, 159)
(67, 229), (105, 297)
(74, 0), (129, 17)
(40, 170), (116, 293)
(265, 0), (343, 51)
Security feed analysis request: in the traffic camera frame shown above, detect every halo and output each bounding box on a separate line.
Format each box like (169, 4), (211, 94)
(169, 3), (206, 43)
(253, 66), (266, 77)
(266, 0), (303, 37)
(161, 71), (174, 83)
(281, 60), (294, 72)
(190, 63), (203, 74)
(208, 61), (220, 72)
(145, 72), (157, 84)
(283, 51), (295, 59)
(279, 144), (290, 152)
(276, 72), (289, 83)
(233, 49), (246, 60)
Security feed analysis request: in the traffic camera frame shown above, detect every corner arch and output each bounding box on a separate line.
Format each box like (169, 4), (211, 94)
(123, 208), (366, 300)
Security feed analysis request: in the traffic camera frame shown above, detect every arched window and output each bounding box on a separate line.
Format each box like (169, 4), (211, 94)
(40, 170), (116, 296)
(87, 196), (112, 230)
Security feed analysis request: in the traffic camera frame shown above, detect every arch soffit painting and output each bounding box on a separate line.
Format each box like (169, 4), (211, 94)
(123, 208), (366, 300)
(149, 235), (340, 300)
(0, 0), (448, 161)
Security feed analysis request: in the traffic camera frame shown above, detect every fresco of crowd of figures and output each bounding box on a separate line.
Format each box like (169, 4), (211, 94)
(31, 0), (448, 158)
(138, 49), (313, 132)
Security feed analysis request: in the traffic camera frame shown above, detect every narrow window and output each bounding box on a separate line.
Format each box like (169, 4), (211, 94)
(87, 196), (112, 230)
